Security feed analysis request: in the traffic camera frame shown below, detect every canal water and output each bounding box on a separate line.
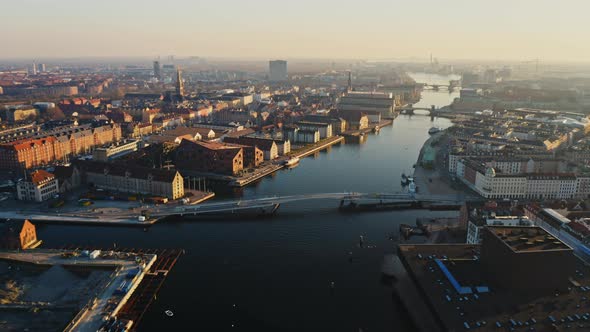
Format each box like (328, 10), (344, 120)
(37, 74), (460, 331)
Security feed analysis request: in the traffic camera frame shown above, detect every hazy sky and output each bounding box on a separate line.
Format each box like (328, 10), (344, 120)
(1, 0), (588, 61)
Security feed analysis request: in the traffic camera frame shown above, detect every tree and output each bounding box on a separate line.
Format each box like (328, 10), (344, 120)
(44, 106), (66, 121)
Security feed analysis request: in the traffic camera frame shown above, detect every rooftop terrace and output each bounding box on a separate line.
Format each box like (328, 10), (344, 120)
(488, 225), (571, 252)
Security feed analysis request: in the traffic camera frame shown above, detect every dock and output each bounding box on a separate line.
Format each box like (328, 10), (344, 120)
(229, 135), (345, 187)
(341, 119), (394, 142)
(0, 248), (161, 332)
(290, 135), (344, 159)
(0, 211), (157, 226)
(57, 246), (183, 332)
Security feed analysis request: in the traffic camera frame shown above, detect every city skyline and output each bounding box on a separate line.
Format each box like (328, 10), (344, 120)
(2, 0), (589, 62)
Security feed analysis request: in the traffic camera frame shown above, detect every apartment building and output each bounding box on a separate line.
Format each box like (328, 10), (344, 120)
(16, 170), (59, 202)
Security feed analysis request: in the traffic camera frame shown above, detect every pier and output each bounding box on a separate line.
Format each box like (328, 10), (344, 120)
(229, 135), (345, 187)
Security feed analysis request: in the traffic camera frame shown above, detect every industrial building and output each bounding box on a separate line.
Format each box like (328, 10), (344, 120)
(338, 91), (395, 117)
(397, 225), (586, 332)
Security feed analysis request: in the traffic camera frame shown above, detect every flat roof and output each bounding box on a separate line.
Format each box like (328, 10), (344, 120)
(487, 225), (571, 252)
(0, 249), (156, 332)
(398, 244), (590, 331)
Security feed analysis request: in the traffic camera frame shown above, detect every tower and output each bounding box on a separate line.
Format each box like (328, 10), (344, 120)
(269, 60), (288, 82)
(175, 68), (184, 96)
(31, 61), (37, 75)
(153, 60), (161, 80)
(347, 71), (352, 91)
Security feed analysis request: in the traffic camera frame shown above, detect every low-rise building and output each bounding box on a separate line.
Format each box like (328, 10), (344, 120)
(93, 140), (141, 162)
(16, 170), (59, 202)
(153, 115), (184, 130)
(456, 159), (590, 199)
(0, 220), (39, 250)
(76, 160), (184, 200)
(223, 136), (278, 160)
(176, 139), (244, 175)
(338, 91), (395, 117)
(3, 105), (38, 123)
(296, 121), (333, 139)
(339, 110), (369, 130)
(53, 165), (81, 193)
(396, 225), (582, 332)
(297, 129), (320, 144)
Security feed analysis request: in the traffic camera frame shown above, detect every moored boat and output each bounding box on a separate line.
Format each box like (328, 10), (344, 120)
(283, 157), (300, 167)
(428, 127), (442, 135)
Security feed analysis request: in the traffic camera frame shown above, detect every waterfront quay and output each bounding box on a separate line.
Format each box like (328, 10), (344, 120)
(0, 249), (158, 332)
(181, 135), (346, 188)
(0, 211), (157, 226)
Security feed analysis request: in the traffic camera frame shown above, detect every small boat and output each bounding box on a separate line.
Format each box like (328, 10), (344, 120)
(428, 127), (442, 135)
(283, 157), (300, 167)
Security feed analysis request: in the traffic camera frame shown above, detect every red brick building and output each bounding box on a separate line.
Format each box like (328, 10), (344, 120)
(0, 124), (121, 169)
(0, 137), (57, 169)
(176, 139), (244, 175)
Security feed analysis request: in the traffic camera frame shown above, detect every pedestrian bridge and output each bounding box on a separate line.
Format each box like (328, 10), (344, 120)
(159, 192), (467, 216)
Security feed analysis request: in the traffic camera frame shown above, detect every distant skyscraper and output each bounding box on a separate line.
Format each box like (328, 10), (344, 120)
(269, 60), (288, 82)
(37, 63), (46, 73)
(347, 71), (352, 91)
(153, 60), (161, 80)
(31, 61), (37, 75)
(175, 68), (184, 96)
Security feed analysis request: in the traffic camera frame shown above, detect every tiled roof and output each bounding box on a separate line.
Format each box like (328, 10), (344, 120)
(29, 169), (55, 185)
(75, 160), (179, 183)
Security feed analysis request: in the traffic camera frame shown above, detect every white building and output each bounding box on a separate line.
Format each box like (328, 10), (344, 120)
(93, 140), (140, 162)
(466, 215), (532, 244)
(456, 160), (590, 200)
(17, 170), (59, 202)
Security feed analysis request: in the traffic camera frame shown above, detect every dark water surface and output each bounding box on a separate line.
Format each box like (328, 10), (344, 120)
(38, 76), (461, 331)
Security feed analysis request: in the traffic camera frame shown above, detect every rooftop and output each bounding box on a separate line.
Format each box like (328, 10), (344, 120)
(398, 244), (590, 332)
(487, 225), (571, 252)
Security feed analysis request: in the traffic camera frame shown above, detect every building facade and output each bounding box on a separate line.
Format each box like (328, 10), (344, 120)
(223, 136), (278, 160)
(269, 60), (288, 82)
(456, 160), (590, 199)
(77, 161), (184, 200)
(176, 139), (244, 175)
(16, 170), (59, 202)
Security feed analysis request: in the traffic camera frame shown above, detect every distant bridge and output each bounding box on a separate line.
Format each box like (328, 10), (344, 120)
(397, 104), (437, 115)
